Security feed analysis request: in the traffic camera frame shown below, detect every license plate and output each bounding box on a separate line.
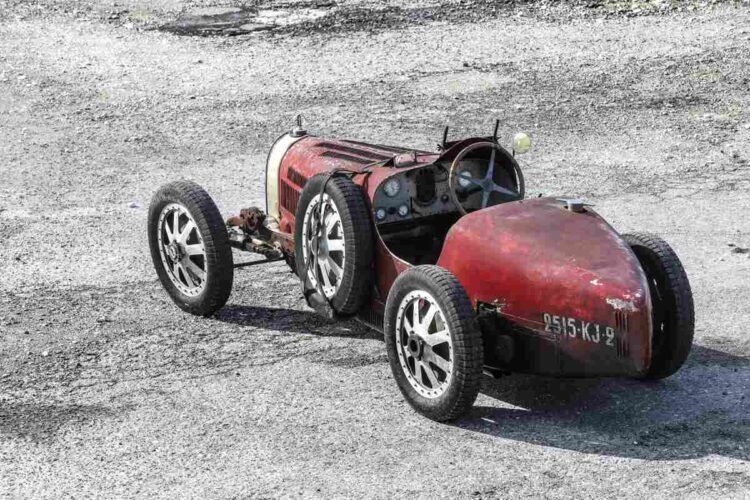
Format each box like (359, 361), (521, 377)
(542, 313), (617, 348)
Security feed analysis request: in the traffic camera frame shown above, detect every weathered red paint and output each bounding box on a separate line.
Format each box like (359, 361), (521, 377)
(436, 197), (652, 376)
(277, 136), (436, 235)
(274, 134), (653, 377)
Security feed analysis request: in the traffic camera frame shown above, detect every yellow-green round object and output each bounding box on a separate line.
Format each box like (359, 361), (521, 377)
(513, 132), (531, 154)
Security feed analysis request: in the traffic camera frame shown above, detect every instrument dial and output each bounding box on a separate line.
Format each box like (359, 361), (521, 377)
(383, 178), (401, 197)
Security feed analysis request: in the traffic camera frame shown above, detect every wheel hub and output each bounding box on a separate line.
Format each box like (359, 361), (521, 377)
(166, 241), (184, 261)
(396, 290), (453, 399)
(302, 193), (346, 300)
(407, 335), (424, 359)
(157, 203), (208, 297)
(317, 234), (329, 258)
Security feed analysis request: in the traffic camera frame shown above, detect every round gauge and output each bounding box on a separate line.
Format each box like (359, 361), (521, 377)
(375, 208), (387, 221)
(458, 170), (474, 189)
(383, 178), (401, 197)
(398, 204), (409, 217)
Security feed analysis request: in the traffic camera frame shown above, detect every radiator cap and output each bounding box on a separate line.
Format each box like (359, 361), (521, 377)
(558, 198), (589, 213)
(290, 114), (307, 138)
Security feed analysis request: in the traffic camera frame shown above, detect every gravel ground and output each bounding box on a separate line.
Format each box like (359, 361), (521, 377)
(1, 0), (749, 497)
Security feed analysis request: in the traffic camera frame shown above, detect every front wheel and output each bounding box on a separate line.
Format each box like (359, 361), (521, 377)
(623, 232), (694, 379)
(294, 174), (373, 316)
(148, 180), (234, 316)
(384, 266), (483, 421)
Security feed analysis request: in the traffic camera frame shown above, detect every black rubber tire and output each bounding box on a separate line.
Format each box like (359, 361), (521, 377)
(623, 232), (694, 379)
(294, 174), (373, 316)
(384, 265), (483, 421)
(148, 180), (234, 316)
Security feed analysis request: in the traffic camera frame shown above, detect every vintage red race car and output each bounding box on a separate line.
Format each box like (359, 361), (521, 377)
(148, 118), (694, 421)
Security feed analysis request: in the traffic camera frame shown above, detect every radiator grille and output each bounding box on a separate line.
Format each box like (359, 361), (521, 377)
(287, 166), (308, 188)
(280, 180), (300, 214)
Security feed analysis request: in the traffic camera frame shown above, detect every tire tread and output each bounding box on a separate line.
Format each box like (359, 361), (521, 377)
(294, 175), (373, 316)
(623, 232), (693, 379)
(148, 180), (233, 316)
(385, 265), (483, 421)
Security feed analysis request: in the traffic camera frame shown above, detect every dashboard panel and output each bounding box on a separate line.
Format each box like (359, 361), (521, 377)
(372, 163), (458, 225)
(373, 159), (505, 225)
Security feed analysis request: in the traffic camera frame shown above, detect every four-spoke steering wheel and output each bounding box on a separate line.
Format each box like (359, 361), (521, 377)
(448, 141), (525, 216)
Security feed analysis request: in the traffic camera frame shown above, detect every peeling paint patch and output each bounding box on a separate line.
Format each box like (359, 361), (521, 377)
(606, 298), (638, 312)
(490, 298), (507, 313)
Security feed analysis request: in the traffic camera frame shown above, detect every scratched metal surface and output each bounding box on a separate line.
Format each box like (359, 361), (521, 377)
(438, 198), (651, 375)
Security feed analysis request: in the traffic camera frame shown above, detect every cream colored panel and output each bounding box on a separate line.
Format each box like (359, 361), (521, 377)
(265, 133), (304, 220)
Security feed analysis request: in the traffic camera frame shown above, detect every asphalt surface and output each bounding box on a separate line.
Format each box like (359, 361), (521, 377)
(1, 0), (749, 498)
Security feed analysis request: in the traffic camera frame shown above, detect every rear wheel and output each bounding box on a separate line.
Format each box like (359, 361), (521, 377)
(384, 266), (483, 421)
(148, 181), (234, 316)
(623, 232), (694, 379)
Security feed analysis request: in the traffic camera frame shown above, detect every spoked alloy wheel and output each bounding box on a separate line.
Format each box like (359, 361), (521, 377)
(148, 180), (233, 316)
(158, 203), (207, 296)
(385, 265), (483, 421)
(395, 290), (453, 398)
(294, 174), (373, 316)
(301, 193), (346, 299)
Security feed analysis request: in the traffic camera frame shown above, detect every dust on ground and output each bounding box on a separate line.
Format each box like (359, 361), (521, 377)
(1, 0), (749, 497)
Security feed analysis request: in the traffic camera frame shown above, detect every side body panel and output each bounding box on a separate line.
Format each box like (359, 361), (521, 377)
(437, 197), (652, 377)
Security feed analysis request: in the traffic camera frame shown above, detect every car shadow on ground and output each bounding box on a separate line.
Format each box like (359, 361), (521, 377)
(462, 346), (750, 461)
(0, 402), (125, 443)
(216, 305), (748, 461)
(216, 304), (381, 340)
(214, 304), (387, 368)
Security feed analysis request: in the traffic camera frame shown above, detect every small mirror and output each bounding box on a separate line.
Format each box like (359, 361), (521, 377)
(512, 132), (531, 155)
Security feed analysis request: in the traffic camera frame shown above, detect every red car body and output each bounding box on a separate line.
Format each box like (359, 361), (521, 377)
(266, 133), (653, 378)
